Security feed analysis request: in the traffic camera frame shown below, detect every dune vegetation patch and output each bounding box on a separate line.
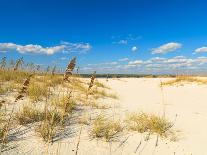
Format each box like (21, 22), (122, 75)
(0, 56), (181, 155)
(90, 115), (123, 142)
(161, 75), (207, 86)
(126, 112), (176, 139)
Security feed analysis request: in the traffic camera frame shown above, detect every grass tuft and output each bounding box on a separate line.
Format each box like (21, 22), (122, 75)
(90, 115), (122, 142)
(126, 112), (174, 138)
(16, 105), (45, 125)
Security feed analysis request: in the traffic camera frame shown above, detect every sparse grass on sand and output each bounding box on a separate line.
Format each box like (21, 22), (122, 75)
(126, 112), (174, 138)
(90, 115), (123, 142)
(16, 105), (45, 125)
(0, 57), (181, 155)
(161, 75), (207, 86)
(36, 109), (63, 142)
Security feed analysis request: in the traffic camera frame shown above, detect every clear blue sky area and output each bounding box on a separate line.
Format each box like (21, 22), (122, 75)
(1, 0), (207, 74)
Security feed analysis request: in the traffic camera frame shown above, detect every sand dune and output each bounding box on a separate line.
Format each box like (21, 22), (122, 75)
(4, 78), (207, 155)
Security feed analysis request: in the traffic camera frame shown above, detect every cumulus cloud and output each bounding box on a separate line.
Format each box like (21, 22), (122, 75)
(151, 42), (182, 54)
(0, 42), (91, 55)
(131, 46), (138, 52)
(194, 47), (207, 53)
(84, 55), (207, 73)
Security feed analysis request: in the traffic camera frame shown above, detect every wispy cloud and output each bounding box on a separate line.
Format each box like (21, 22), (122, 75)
(0, 42), (91, 55)
(60, 41), (91, 53)
(112, 34), (141, 45)
(194, 47), (207, 53)
(117, 40), (128, 45)
(118, 57), (129, 62)
(151, 42), (182, 54)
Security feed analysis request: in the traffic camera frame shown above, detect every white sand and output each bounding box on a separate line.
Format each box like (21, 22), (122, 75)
(5, 78), (207, 155)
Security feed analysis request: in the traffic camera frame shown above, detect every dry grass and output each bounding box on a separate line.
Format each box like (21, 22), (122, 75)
(0, 69), (29, 84)
(27, 81), (49, 102)
(94, 81), (109, 89)
(51, 95), (76, 114)
(0, 110), (7, 143)
(0, 84), (7, 95)
(16, 105), (45, 125)
(36, 109), (63, 142)
(63, 57), (76, 82)
(35, 74), (63, 87)
(161, 75), (207, 86)
(16, 105), (64, 142)
(0, 57), (122, 148)
(90, 115), (122, 142)
(91, 88), (118, 100)
(126, 112), (174, 138)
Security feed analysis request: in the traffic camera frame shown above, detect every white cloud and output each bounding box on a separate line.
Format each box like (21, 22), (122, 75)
(131, 46), (138, 52)
(150, 57), (166, 62)
(151, 42), (182, 54)
(118, 58), (129, 62)
(194, 47), (207, 53)
(61, 41), (91, 53)
(0, 42), (91, 55)
(128, 60), (143, 65)
(83, 56), (207, 73)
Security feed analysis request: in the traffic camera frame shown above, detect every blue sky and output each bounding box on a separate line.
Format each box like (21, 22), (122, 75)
(1, 0), (207, 74)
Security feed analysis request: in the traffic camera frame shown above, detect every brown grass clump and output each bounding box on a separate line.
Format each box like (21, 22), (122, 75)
(126, 112), (174, 138)
(90, 115), (122, 142)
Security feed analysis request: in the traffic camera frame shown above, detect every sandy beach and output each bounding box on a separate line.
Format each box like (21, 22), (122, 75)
(3, 77), (207, 155)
